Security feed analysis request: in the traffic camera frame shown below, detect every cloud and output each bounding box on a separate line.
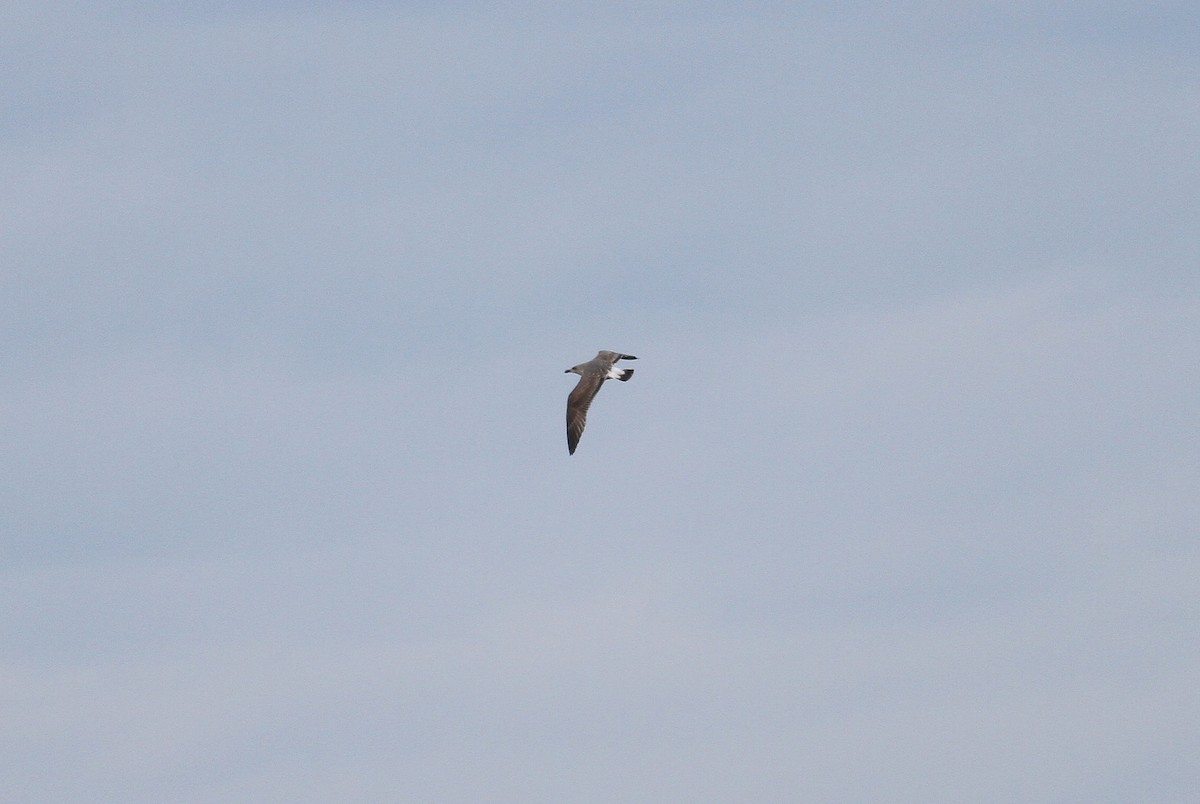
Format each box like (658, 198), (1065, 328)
(2, 2), (1199, 800)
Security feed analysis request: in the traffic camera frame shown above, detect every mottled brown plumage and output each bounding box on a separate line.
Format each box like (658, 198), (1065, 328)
(564, 350), (637, 454)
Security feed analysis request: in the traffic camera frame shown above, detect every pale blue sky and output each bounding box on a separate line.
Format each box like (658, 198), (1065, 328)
(3, 2), (1198, 801)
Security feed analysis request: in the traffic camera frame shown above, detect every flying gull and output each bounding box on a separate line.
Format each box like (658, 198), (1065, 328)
(564, 350), (637, 454)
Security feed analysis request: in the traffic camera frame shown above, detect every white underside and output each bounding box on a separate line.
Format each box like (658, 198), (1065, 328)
(606, 367), (625, 379)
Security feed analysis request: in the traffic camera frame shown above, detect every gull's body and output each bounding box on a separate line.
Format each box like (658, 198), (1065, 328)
(564, 350), (637, 454)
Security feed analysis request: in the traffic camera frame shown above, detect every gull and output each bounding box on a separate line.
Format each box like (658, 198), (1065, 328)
(563, 350), (637, 454)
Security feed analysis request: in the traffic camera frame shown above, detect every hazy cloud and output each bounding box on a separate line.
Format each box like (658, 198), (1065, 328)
(3, 2), (1198, 801)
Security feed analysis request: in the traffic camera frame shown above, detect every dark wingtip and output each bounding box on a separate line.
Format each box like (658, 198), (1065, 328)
(621, 354), (638, 360)
(616, 368), (634, 381)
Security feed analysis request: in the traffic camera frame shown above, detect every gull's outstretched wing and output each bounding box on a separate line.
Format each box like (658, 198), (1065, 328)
(566, 372), (604, 455)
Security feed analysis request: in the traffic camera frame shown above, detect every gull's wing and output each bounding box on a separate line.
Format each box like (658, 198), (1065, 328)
(566, 372), (605, 454)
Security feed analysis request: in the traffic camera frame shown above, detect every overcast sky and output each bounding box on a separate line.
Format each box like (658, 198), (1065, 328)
(3, 2), (1199, 801)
